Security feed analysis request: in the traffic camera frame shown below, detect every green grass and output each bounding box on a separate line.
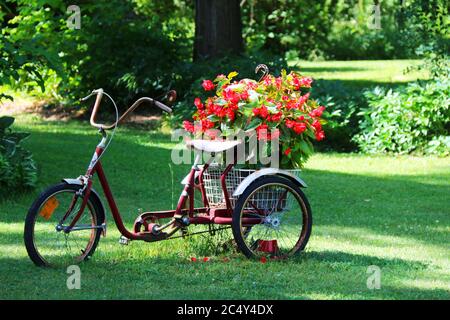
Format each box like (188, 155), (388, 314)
(289, 59), (428, 86)
(0, 114), (449, 299)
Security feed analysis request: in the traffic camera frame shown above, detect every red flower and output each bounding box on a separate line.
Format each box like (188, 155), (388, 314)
(194, 97), (204, 110)
(310, 106), (325, 118)
(312, 120), (322, 131)
(284, 147), (292, 156)
(315, 130), (325, 141)
(240, 91), (249, 101)
(183, 121), (194, 133)
(268, 112), (282, 122)
(211, 104), (226, 118)
(263, 75), (272, 86)
(299, 77), (313, 88)
(293, 122), (307, 134)
(296, 93), (310, 109)
(201, 119), (214, 130)
(285, 119), (296, 128)
(223, 88), (240, 104)
(286, 100), (297, 110)
(190, 257), (197, 262)
(259, 106), (269, 119)
(203, 257), (210, 262)
(292, 77), (302, 90)
(260, 256), (267, 263)
(275, 77), (282, 89)
(226, 108), (235, 121)
(256, 124), (269, 140)
(202, 79), (215, 91)
(253, 106), (269, 119)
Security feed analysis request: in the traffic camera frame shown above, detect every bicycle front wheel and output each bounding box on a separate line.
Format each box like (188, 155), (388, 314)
(24, 183), (105, 267)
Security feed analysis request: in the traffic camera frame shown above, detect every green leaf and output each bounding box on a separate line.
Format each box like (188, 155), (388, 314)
(227, 71), (238, 80)
(299, 140), (313, 155)
(245, 118), (262, 131)
(207, 115), (220, 122)
(0, 116), (15, 130)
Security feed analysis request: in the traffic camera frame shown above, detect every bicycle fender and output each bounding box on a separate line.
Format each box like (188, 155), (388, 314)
(232, 168), (307, 197)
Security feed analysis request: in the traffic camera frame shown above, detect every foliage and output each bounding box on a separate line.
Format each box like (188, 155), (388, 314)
(0, 1), (64, 102)
(183, 70), (326, 168)
(402, 0), (450, 79)
(1, 0), (193, 108)
(61, 1), (192, 107)
(354, 79), (450, 155)
(323, 0), (415, 60)
(310, 80), (366, 151)
(241, 0), (340, 59)
(0, 116), (37, 194)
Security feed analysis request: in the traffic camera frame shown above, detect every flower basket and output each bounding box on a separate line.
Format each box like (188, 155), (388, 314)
(202, 164), (301, 209)
(183, 65), (327, 169)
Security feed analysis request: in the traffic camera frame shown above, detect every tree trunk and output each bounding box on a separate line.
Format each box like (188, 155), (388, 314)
(194, 0), (244, 61)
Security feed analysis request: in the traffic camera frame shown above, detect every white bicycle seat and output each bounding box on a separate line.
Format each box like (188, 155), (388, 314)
(186, 139), (242, 153)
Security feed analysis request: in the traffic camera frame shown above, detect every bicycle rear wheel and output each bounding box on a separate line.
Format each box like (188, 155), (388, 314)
(232, 176), (312, 259)
(24, 183), (105, 267)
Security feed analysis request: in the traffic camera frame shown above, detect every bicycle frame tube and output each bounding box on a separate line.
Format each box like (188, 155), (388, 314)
(64, 137), (137, 239)
(66, 136), (201, 240)
(65, 139), (247, 238)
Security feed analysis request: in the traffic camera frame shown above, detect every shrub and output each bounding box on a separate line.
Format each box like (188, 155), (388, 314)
(310, 80), (366, 151)
(354, 79), (450, 155)
(0, 116), (37, 196)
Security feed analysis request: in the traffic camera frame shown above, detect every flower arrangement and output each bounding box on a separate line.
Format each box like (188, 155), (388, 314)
(183, 69), (326, 169)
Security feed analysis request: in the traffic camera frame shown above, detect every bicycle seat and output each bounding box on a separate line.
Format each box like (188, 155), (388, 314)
(186, 139), (242, 153)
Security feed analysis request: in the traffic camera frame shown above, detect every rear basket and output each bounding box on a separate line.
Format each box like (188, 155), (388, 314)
(202, 165), (300, 209)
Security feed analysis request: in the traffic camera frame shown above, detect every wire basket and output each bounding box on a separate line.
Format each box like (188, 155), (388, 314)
(202, 165), (300, 209)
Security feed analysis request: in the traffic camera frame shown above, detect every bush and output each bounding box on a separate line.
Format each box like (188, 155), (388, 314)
(1, 1), (193, 110)
(59, 1), (191, 108)
(354, 79), (450, 156)
(241, 0), (339, 59)
(0, 116), (37, 196)
(310, 80), (366, 151)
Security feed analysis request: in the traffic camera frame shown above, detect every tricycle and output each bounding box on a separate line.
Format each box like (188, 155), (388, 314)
(24, 88), (312, 267)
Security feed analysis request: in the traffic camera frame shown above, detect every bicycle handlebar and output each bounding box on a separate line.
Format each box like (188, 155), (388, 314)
(82, 88), (172, 130)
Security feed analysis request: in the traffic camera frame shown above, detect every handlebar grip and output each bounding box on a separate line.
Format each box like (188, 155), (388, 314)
(153, 99), (172, 113)
(90, 89), (106, 129)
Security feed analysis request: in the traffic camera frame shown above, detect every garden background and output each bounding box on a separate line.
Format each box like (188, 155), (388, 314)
(0, 0), (449, 299)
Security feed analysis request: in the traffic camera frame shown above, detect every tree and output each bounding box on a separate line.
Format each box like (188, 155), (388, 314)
(194, 0), (244, 61)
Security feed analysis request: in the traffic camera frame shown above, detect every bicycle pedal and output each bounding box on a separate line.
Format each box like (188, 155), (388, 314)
(175, 216), (190, 226)
(119, 236), (130, 245)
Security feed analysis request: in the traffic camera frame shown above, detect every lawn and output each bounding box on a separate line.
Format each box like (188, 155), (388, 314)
(0, 60), (448, 300)
(290, 59), (428, 85)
